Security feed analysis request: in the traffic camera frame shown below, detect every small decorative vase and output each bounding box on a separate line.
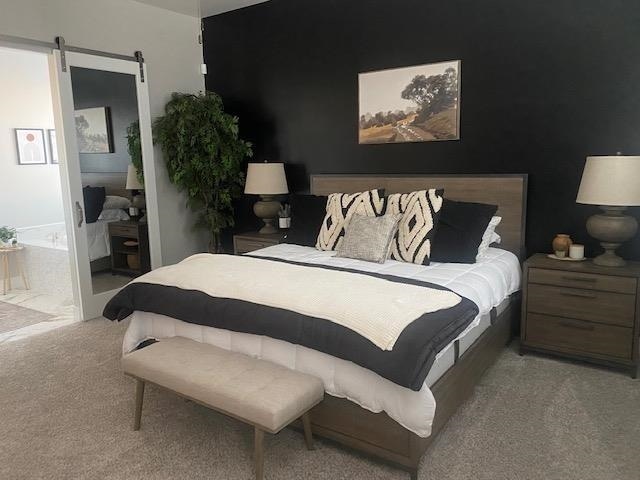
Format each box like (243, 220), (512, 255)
(552, 234), (572, 257)
(278, 217), (291, 229)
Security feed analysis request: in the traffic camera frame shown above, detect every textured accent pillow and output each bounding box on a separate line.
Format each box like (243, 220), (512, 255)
(82, 186), (106, 224)
(284, 194), (327, 247)
(98, 209), (131, 222)
(387, 189), (444, 265)
(335, 214), (402, 263)
(430, 199), (498, 264)
(476, 216), (502, 260)
(315, 189), (386, 251)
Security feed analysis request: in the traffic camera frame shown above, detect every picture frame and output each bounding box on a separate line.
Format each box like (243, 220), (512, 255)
(48, 129), (59, 164)
(74, 106), (114, 154)
(358, 60), (461, 144)
(15, 128), (47, 165)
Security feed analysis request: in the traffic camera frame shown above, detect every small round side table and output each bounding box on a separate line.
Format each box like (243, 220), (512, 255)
(0, 245), (30, 295)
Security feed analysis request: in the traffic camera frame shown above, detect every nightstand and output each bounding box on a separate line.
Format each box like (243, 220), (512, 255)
(521, 254), (640, 378)
(233, 231), (285, 255)
(108, 220), (150, 276)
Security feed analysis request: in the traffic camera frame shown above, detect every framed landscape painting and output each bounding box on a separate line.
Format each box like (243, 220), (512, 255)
(15, 128), (47, 165)
(74, 106), (114, 153)
(358, 60), (460, 144)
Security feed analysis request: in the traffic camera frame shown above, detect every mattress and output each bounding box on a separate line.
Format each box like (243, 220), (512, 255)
(122, 244), (521, 437)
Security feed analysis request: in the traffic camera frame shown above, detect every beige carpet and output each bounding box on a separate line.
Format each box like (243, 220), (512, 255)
(0, 318), (638, 480)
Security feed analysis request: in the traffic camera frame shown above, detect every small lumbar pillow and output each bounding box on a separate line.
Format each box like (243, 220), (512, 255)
(103, 195), (131, 210)
(387, 189), (444, 265)
(335, 214), (402, 263)
(476, 216), (502, 260)
(430, 199), (498, 264)
(316, 189), (385, 251)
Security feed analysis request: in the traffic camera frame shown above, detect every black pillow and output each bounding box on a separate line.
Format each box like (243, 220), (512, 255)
(82, 186), (106, 224)
(284, 194), (328, 247)
(430, 199), (498, 263)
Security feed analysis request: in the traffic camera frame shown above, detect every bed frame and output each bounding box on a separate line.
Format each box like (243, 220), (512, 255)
(303, 174), (528, 479)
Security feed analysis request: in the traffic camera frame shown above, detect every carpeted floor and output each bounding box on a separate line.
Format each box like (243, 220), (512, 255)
(1, 318), (638, 480)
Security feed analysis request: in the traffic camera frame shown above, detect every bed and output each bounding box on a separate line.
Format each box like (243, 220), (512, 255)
(82, 172), (132, 273)
(111, 174), (528, 479)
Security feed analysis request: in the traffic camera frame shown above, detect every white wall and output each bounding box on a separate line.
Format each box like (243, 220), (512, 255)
(0, 47), (64, 229)
(0, 0), (208, 264)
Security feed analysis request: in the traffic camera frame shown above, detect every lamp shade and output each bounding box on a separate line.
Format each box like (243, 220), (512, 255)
(576, 156), (640, 206)
(244, 162), (289, 195)
(126, 164), (144, 190)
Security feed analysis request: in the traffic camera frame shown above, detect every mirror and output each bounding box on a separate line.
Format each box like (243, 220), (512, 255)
(69, 66), (149, 294)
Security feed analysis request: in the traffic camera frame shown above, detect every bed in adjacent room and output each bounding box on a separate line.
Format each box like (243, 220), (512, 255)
(106, 174), (527, 479)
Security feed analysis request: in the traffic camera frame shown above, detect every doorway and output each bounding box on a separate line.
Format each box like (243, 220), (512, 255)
(0, 39), (161, 326)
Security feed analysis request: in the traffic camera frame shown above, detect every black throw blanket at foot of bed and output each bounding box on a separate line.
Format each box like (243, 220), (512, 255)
(104, 255), (479, 391)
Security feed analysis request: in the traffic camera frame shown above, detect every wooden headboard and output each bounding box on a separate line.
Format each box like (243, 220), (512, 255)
(311, 174), (528, 259)
(81, 172), (131, 199)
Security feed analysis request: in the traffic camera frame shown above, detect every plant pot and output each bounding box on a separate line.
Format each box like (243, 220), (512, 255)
(279, 217), (291, 229)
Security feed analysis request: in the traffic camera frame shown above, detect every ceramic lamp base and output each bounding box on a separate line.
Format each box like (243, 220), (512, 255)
(253, 195), (281, 234)
(587, 206), (638, 267)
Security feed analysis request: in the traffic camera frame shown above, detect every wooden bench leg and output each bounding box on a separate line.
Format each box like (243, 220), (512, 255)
(301, 412), (314, 450)
(133, 380), (145, 431)
(254, 427), (264, 480)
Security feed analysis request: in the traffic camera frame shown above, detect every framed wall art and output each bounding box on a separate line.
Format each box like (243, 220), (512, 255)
(15, 128), (47, 165)
(358, 60), (460, 144)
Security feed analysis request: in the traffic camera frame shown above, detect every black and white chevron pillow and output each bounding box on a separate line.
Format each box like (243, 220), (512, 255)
(387, 189), (444, 265)
(315, 189), (386, 251)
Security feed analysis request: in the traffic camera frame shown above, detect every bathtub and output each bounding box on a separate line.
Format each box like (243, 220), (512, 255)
(10, 223), (73, 302)
(17, 223), (68, 251)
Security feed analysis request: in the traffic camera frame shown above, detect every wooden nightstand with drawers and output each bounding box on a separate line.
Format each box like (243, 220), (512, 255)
(521, 254), (640, 378)
(233, 231), (285, 255)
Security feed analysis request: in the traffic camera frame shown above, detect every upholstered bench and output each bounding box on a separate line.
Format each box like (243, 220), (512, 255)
(121, 336), (324, 480)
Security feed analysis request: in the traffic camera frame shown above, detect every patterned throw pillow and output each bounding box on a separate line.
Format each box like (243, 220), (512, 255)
(315, 189), (386, 251)
(335, 214), (402, 263)
(387, 189), (444, 265)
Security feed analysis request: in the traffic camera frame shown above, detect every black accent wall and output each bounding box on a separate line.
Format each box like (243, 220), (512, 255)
(71, 67), (139, 174)
(203, 0), (640, 259)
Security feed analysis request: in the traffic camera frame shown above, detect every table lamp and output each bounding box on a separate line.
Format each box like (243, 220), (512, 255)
(576, 155), (640, 266)
(244, 162), (288, 234)
(126, 164), (146, 222)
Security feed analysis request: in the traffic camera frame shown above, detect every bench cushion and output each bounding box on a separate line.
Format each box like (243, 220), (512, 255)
(121, 336), (324, 433)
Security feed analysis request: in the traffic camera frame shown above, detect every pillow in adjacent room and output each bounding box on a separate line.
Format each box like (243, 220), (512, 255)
(476, 216), (502, 260)
(284, 194), (328, 247)
(82, 186), (106, 224)
(98, 209), (131, 222)
(387, 189), (444, 265)
(103, 195), (131, 210)
(335, 214), (402, 263)
(430, 200), (498, 263)
(316, 189), (385, 251)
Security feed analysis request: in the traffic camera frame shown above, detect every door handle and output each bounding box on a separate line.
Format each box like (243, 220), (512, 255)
(75, 201), (84, 228)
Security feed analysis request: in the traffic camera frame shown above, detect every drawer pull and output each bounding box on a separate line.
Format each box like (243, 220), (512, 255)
(560, 291), (597, 299)
(561, 275), (596, 283)
(558, 321), (595, 331)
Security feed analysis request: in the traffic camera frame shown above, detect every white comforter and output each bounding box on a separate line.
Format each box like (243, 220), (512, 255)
(122, 244), (521, 437)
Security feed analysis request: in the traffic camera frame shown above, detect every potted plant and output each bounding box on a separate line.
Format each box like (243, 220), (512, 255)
(0, 226), (17, 247)
(153, 92), (252, 253)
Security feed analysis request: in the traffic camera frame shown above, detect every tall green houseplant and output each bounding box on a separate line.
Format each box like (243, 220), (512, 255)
(153, 92), (252, 252)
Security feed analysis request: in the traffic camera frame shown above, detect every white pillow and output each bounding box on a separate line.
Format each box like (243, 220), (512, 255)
(98, 209), (130, 222)
(476, 216), (501, 260)
(103, 195), (131, 210)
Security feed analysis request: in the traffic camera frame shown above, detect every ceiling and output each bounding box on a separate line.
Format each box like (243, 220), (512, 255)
(133, 0), (270, 17)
